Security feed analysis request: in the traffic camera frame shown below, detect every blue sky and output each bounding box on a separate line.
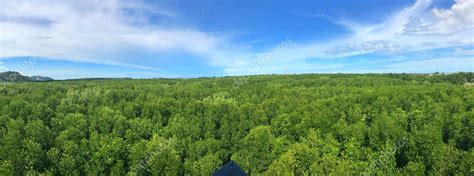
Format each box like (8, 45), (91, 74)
(0, 0), (473, 79)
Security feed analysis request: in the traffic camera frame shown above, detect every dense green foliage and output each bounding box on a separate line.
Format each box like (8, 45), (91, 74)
(0, 73), (473, 175)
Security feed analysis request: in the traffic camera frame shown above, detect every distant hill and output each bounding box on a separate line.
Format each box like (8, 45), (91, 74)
(29, 76), (54, 81)
(0, 71), (53, 82)
(0, 71), (30, 82)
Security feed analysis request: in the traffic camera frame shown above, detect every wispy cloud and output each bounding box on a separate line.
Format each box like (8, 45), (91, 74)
(222, 0), (473, 75)
(0, 0), (229, 71)
(0, 0), (472, 77)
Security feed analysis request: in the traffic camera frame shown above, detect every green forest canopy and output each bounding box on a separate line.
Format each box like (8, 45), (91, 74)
(0, 73), (473, 175)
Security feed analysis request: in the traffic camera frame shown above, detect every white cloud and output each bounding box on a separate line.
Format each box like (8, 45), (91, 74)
(454, 48), (474, 56)
(404, 0), (474, 35)
(0, 0), (227, 70)
(0, 0), (472, 76)
(221, 0), (474, 75)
